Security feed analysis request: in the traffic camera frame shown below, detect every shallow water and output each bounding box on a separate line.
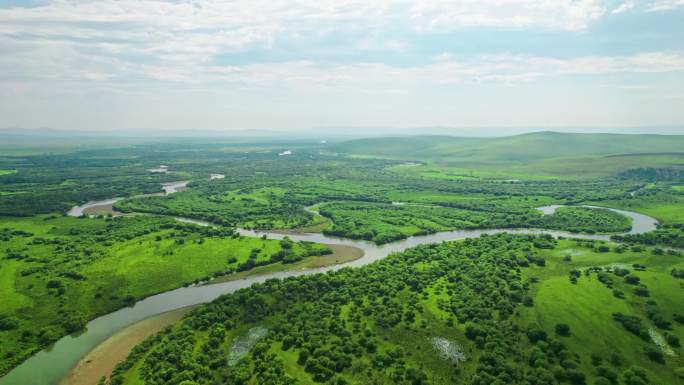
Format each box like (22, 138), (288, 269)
(1, 200), (659, 385)
(66, 181), (189, 218)
(66, 198), (124, 217)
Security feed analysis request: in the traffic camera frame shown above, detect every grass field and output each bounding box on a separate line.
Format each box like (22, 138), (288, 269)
(334, 132), (684, 163)
(595, 194), (684, 224)
(524, 239), (684, 385)
(2, 135), (684, 383)
(111, 234), (684, 385)
(342, 133), (684, 179)
(387, 154), (684, 180)
(0, 214), (333, 376)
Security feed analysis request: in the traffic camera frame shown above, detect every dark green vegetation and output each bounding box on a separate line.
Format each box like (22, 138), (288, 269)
(107, 145), (642, 241)
(108, 234), (684, 385)
(0, 152), (180, 216)
(1, 132), (684, 381)
(118, 176), (637, 242)
(613, 224), (684, 249)
(320, 203), (630, 244)
(0, 215), (329, 375)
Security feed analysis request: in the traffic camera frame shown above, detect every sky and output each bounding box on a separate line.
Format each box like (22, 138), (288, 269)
(0, 0), (683, 135)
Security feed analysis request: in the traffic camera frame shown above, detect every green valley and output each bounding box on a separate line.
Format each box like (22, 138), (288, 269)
(0, 132), (682, 385)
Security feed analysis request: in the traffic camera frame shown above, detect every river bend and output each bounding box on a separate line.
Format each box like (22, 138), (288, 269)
(0, 189), (659, 385)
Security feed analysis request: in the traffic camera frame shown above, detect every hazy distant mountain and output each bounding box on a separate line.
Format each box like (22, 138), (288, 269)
(1, 126), (682, 143)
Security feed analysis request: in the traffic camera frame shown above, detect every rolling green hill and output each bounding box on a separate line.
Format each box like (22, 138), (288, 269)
(330, 135), (484, 158)
(333, 132), (684, 163)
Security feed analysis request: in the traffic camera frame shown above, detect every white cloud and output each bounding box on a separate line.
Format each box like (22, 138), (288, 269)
(612, 1), (637, 14)
(0, 0), (611, 64)
(647, 0), (684, 11)
(0, 0), (611, 34)
(0, 0), (635, 94)
(1, 1), (683, 130)
(0, 0), (682, 92)
(409, 0), (606, 31)
(197, 52), (684, 89)
(5, 48), (680, 90)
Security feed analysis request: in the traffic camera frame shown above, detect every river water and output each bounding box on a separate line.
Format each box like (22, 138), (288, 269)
(65, 181), (189, 217)
(0, 193), (659, 385)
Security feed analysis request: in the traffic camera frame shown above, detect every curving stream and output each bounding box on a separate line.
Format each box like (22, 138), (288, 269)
(0, 189), (659, 385)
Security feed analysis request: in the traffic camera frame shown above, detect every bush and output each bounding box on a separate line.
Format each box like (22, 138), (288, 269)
(38, 326), (61, 345)
(612, 313), (648, 340)
(46, 279), (63, 289)
(643, 346), (664, 364)
(633, 287), (650, 297)
(595, 366), (618, 384)
(565, 369), (586, 384)
(555, 323), (571, 336)
(62, 316), (86, 334)
(527, 328), (548, 343)
(624, 275), (640, 285)
(0, 315), (19, 330)
(522, 296), (534, 307)
(622, 366), (649, 385)
(665, 333), (680, 348)
(674, 313), (684, 324)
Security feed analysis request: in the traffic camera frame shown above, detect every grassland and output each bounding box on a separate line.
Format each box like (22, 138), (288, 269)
(333, 132), (684, 164)
(595, 194), (684, 225)
(109, 234), (684, 385)
(319, 201), (631, 243)
(525, 239), (684, 384)
(387, 154), (684, 180)
(115, 186), (312, 229)
(341, 133), (684, 179)
(0, 214), (332, 376)
(2, 134), (684, 383)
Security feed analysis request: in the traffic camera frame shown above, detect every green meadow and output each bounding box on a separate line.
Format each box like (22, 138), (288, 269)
(1, 132), (684, 384)
(0, 214), (330, 375)
(111, 235), (684, 385)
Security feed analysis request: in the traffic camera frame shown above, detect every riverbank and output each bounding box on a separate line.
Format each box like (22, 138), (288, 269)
(1, 187), (660, 385)
(83, 202), (122, 216)
(209, 243), (364, 285)
(57, 243), (362, 385)
(59, 306), (195, 385)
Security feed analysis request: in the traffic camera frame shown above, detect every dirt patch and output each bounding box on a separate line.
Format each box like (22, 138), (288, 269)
(59, 306), (194, 385)
(299, 244), (363, 268)
(83, 203), (123, 216)
(209, 243), (364, 284)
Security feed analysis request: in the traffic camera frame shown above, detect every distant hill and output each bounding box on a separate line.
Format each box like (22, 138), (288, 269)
(332, 132), (684, 162)
(330, 135), (484, 158)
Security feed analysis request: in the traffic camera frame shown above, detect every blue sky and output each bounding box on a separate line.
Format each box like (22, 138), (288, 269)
(0, 0), (683, 133)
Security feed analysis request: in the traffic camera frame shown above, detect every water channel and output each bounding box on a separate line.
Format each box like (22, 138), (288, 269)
(0, 183), (659, 385)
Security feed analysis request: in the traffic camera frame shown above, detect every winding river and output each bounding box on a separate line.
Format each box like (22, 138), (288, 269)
(0, 185), (659, 385)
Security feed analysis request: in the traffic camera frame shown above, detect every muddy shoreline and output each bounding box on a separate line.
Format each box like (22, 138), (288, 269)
(59, 243), (363, 384)
(1, 184), (659, 385)
(59, 307), (195, 385)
